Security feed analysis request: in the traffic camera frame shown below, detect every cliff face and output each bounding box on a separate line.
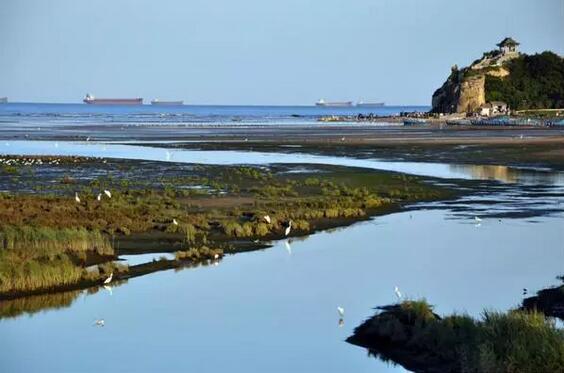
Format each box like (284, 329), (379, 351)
(431, 66), (508, 114)
(431, 68), (486, 113)
(431, 43), (517, 114)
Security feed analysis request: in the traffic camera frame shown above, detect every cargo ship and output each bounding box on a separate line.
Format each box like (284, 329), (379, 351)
(315, 99), (354, 107)
(357, 101), (385, 107)
(83, 93), (143, 105)
(0, 97), (7, 104)
(151, 99), (184, 106)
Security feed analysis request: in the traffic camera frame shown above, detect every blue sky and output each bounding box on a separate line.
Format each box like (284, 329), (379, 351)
(0, 0), (562, 105)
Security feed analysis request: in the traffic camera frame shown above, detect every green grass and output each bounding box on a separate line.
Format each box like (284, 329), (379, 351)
(0, 226), (114, 295)
(349, 300), (564, 372)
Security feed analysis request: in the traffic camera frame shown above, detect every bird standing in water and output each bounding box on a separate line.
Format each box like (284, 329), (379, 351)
(285, 221), (292, 236)
(103, 272), (113, 285)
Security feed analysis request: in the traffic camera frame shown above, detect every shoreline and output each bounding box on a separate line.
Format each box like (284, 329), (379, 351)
(0, 156), (454, 303)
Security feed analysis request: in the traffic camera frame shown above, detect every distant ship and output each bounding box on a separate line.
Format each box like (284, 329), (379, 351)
(357, 101), (385, 107)
(151, 99), (184, 106)
(315, 99), (354, 107)
(0, 97), (7, 104)
(83, 93), (142, 105)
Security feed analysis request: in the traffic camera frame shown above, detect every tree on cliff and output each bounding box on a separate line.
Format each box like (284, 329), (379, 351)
(486, 52), (564, 110)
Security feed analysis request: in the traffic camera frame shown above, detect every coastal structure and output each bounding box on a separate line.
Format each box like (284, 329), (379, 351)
(83, 93), (143, 105)
(479, 101), (508, 117)
(497, 37), (519, 54)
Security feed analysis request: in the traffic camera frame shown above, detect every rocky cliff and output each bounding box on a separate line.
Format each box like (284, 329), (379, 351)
(431, 41), (564, 113)
(431, 39), (518, 114)
(432, 64), (510, 114)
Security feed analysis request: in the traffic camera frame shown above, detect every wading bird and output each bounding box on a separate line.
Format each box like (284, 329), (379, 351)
(264, 215), (271, 224)
(97, 193), (102, 201)
(214, 253), (219, 260)
(284, 221), (292, 236)
(394, 286), (402, 301)
(103, 272), (113, 285)
(474, 216), (482, 222)
(75, 192), (81, 203)
(104, 190), (112, 198)
(172, 219), (178, 225)
(337, 306), (345, 318)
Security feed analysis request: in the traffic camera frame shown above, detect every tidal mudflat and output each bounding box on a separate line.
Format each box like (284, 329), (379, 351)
(1, 138), (563, 372)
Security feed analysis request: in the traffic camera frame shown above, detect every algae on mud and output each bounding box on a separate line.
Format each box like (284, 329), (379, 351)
(0, 156), (453, 300)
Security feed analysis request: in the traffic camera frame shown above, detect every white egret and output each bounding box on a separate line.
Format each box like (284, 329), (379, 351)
(75, 192), (81, 203)
(284, 220), (292, 237)
(474, 216), (482, 222)
(394, 286), (402, 301)
(103, 272), (113, 285)
(341, 137), (345, 142)
(172, 219), (178, 225)
(337, 306), (345, 318)
(263, 215), (271, 224)
(97, 193), (102, 201)
(214, 253), (219, 260)
(104, 190), (112, 198)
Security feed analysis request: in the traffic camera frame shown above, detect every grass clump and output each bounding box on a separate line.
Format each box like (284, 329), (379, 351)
(348, 300), (564, 372)
(0, 225), (114, 295)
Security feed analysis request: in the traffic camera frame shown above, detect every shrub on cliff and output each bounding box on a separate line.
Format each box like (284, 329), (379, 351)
(486, 51), (564, 110)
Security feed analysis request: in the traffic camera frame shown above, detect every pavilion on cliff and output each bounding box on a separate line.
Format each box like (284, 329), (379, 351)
(497, 37), (519, 54)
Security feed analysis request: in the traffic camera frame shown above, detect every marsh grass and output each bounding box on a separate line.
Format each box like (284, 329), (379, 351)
(349, 300), (564, 372)
(0, 226), (114, 295)
(174, 246), (223, 261)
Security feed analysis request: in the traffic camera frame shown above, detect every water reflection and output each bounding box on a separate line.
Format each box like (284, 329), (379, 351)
(0, 257), (224, 321)
(450, 164), (564, 184)
(0, 288), (95, 320)
(3, 141), (564, 186)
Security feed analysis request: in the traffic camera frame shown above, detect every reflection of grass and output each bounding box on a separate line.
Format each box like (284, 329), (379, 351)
(0, 289), (83, 319)
(348, 300), (564, 372)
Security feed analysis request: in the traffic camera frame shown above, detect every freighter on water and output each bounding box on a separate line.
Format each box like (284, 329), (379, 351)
(83, 93), (143, 105)
(357, 101), (385, 107)
(315, 99), (354, 107)
(151, 99), (184, 106)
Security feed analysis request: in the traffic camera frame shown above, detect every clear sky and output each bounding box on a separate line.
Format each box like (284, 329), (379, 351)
(1, 0), (562, 105)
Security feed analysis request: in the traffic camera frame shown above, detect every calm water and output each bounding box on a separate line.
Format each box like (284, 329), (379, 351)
(1, 141), (563, 373)
(0, 102), (427, 127)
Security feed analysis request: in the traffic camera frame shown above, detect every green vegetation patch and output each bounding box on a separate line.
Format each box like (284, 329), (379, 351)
(486, 52), (564, 110)
(348, 300), (564, 372)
